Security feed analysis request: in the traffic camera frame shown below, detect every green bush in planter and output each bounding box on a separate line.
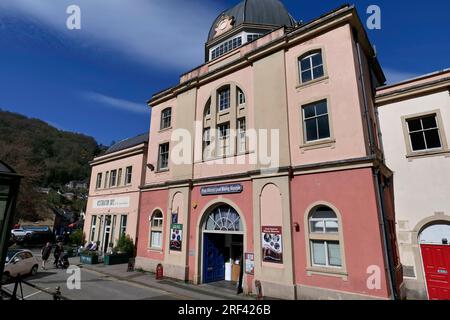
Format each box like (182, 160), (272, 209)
(80, 250), (99, 264)
(114, 235), (135, 257)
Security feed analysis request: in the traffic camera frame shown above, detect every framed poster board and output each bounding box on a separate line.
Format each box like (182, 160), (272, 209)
(261, 226), (283, 263)
(170, 224), (183, 251)
(245, 253), (255, 275)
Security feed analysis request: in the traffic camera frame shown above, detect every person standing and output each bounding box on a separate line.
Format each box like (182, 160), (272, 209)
(53, 242), (62, 267)
(41, 242), (52, 270)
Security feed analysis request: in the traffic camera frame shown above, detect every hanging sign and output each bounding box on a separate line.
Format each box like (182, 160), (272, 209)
(245, 253), (255, 275)
(261, 226), (283, 264)
(200, 184), (243, 196)
(170, 223), (183, 251)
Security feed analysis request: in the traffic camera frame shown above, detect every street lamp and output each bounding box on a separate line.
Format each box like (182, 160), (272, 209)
(0, 161), (21, 292)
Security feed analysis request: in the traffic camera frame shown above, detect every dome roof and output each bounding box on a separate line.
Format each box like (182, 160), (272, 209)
(208, 0), (296, 42)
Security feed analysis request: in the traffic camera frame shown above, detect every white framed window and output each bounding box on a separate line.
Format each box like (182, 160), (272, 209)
(158, 143), (170, 170)
(110, 170), (117, 187)
(120, 215), (127, 236)
(246, 34), (260, 42)
(104, 171), (109, 189)
(308, 206), (343, 268)
(150, 210), (163, 249)
(237, 88), (246, 105)
(96, 173), (102, 189)
(406, 114), (442, 152)
(299, 50), (325, 84)
(117, 168), (122, 187)
(125, 166), (132, 185)
(160, 108), (172, 130)
(90, 215), (97, 242)
(237, 118), (246, 154)
(210, 36), (242, 60)
(204, 98), (211, 117)
(218, 87), (231, 112)
(217, 123), (230, 157)
(203, 128), (212, 160)
(302, 100), (330, 142)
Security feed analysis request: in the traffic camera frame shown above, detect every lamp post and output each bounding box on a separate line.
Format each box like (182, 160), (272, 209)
(0, 161), (22, 294)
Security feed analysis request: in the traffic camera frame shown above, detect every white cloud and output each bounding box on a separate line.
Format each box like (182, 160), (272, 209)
(383, 68), (421, 84)
(81, 91), (148, 115)
(0, 0), (224, 70)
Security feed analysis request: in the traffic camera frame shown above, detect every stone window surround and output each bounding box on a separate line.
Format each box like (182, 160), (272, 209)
(303, 201), (348, 279)
(298, 95), (336, 151)
(295, 46), (329, 89)
(401, 109), (449, 160)
(149, 209), (164, 252)
(202, 82), (249, 161)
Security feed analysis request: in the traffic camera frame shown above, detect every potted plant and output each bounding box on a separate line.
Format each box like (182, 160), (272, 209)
(80, 249), (99, 265)
(104, 235), (135, 266)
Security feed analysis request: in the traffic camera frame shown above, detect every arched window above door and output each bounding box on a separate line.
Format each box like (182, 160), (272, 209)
(204, 205), (241, 232)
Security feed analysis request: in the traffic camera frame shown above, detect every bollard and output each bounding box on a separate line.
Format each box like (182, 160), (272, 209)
(255, 280), (263, 300)
(156, 264), (164, 280)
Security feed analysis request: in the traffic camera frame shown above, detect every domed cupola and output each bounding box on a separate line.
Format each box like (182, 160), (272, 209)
(206, 0), (296, 61)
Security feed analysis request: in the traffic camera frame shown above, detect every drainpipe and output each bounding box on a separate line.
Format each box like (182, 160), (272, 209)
(353, 28), (398, 300)
(373, 170), (398, 300)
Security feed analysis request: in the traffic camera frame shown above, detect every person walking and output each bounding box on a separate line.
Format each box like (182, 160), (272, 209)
(41, 242), (52, 270)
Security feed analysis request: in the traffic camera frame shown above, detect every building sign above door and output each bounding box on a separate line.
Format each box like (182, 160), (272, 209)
(200, 184), (243, 196)
(93, 197), (130, 209)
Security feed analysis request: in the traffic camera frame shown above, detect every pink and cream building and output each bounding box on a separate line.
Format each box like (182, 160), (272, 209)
(84, 133), (148, 253)
(134, 1), (403, 300)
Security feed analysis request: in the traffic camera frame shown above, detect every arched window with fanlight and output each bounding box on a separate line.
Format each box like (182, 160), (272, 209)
(307, 205), (343, 269)
(149, 210), (163, 250)
(204, 205), (242, 233)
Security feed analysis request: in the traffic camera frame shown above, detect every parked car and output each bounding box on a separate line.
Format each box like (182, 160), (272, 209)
(11, 228), (33, 238)
(18, 231), (55, 247)
(2, 249), (39, 283)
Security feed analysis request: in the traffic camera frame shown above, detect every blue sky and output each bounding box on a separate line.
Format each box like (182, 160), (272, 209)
(0, 0), (449, 145)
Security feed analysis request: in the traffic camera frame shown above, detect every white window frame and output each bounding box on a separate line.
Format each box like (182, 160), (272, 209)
(299, 51), (324, 84)
(302, 100), (330, 143)
(406, 114), (443, 152)
(237, 118), (246, 154)
(217, 123), (231, 157)
(150, 211), (164, 250)
(218, 87), (231, 112)
(125, 166), (132, 185)
(96, 173), (102, 189)
(310, 240), (342, 268)
(160, 108), (172, 130)
(158, 143), (170, 171)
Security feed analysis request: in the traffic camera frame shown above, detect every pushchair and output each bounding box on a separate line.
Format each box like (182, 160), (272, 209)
(56, 253), (70, 269)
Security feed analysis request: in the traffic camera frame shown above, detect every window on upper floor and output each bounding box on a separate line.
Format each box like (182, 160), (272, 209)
(237, 118), (246, 154)
(110, 170), (117, 187)
(160, 108), (172, 130)
(204, 98), (211, 117)
(218, 86), (231, 112)
(203, 128), (212, 160)
(299, 50), (325, 84)
(96, 173), (102, 189)
(125, 166), (132, 185)
(247, 34), (261, 42)
(302, 100), (331, 143)
(211, 36), (242, 60)
(217, 122), (231, 157)
(406, 114), (442, 152)
(117, 168), (122, 187)
(104, 171), (109, 189)
(237, 88), (246, 106)
(158, 143), (170, 171)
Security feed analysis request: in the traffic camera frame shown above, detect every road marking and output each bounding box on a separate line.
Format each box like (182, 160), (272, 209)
(23, 287), (51, 299)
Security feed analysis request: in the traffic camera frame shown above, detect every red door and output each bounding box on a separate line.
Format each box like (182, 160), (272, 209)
(421, 244), (450, 300)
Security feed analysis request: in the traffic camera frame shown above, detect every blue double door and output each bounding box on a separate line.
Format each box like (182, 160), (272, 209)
(203, 233), (226, 283)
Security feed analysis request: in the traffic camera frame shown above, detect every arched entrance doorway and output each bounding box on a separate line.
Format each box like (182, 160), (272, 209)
(201, 204), (244, 285)
(419, 223), (450, 300)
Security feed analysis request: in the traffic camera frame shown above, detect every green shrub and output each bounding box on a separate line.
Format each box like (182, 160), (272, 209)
(70, 229), (84, 246)
(114, 235), (135, 257)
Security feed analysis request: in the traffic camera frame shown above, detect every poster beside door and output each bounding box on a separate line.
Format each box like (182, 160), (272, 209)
(261, 226), (283, 263)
